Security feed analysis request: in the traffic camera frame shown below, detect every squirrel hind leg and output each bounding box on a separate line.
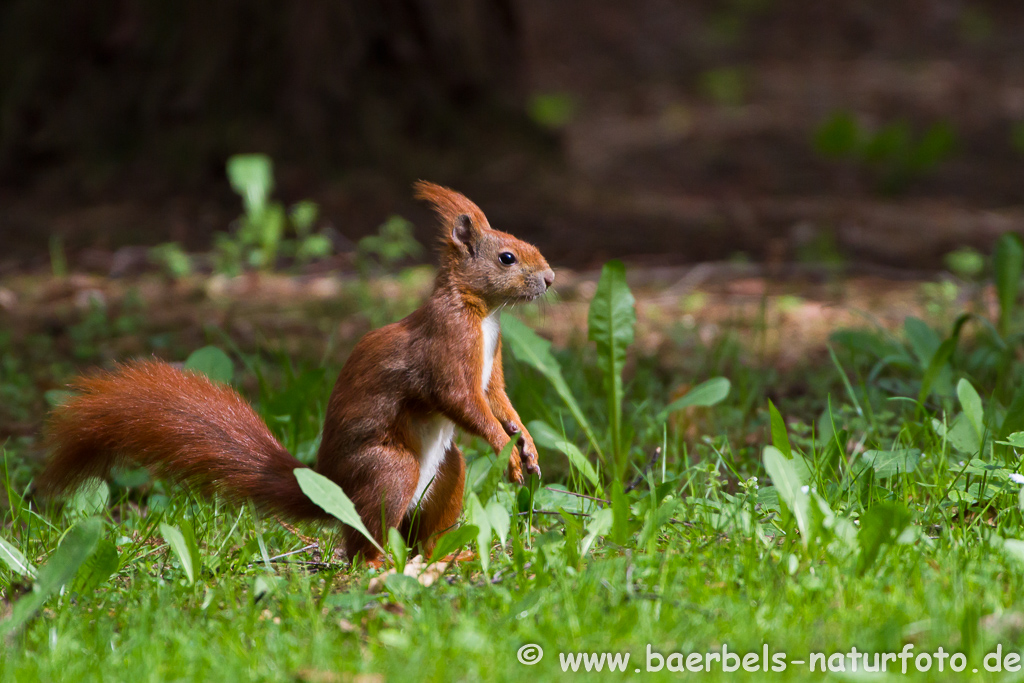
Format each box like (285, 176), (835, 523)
(402, 443), (466, 559)
(340, 445), (421, 564)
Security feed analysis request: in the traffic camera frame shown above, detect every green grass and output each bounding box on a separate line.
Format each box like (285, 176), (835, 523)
(4, 246), (1024, 681)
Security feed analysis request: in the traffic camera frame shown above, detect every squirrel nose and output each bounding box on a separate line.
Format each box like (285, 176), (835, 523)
(540, 269), (555, 290)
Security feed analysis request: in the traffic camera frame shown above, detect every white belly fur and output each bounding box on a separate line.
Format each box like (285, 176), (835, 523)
(480, 312), (500, 392)
(409, 414), (456, 511)
(408, 313), (500, 511)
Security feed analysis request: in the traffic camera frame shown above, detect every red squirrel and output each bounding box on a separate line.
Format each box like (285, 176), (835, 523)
(38, 181), (554, 562)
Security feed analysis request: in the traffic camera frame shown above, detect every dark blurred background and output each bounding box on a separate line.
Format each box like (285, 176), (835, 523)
(3, 0), (1024, 271)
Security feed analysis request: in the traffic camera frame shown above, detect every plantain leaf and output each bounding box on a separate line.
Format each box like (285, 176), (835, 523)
(485, 500), (511, 547)
(387, 527), (408, 574)
(294, 468), (384, 555)
(184, 346), (234, 385)
(159, 523), (197, 585)
(68, 479), (109, 519)
(73, 539), (119, 593)
(501, 314), (602, 459)
(1, 517), (103, 635)
(658, 377), (731, 419)
(587, 260), (636, 477)
(226, 154), (274, 216)
(529, 420), (600, 488)
(0, 535), (36, 578)
(768, 400), (792, 459)
(763, 446), (811, 548)
(429, 524), (478, 563)
(957, 378), (985, 443)
(467, 494), (492, 573)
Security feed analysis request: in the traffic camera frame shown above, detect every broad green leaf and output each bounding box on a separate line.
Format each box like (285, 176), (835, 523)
(501, 314), (602, 459)
(184, 346), (234, 385)
(857, 502), (912, 575)
(857, 449), (921, 479)
(529, 420), (599, 488)
(2, 517), (103, 635)
(957, 378), (984, 442)
(485, 500), (510, 547)
(294, 468), (384, 555)
(934, 414), (982, 455)
(658, 377), (731, 419)
(581, 507), (614, 557)
(429, 524), (478, 563)
(36, 518), (103, 596)
(73, 539), (119, 593)
(994, 233), (1024, 335)
(763, 446), (811, 548)
(587, 260), (636, 475)
(768, 400), (792, 458)
(160, 523), (196, 585)
(387, 527), (408, 573)
(1003, 431), (1024, 449)
(383, 573), (421, 600)
(0, 535), (35, 578)
(68, 479), (109, 519)
(227, 154), (274, 216)
(467, 494), (492, 572)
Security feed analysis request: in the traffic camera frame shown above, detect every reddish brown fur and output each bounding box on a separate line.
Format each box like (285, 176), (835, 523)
(41, 181), (553, 563)
(39, 362), (328, 521)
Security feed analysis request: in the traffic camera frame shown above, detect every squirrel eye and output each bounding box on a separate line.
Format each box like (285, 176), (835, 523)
(498, 252), (517, 266)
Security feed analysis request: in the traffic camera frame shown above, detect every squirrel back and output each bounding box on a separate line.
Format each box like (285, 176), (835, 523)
(39, 360), (328, 522)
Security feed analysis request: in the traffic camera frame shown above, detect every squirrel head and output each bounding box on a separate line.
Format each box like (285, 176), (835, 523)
(414, 181), (554, 312)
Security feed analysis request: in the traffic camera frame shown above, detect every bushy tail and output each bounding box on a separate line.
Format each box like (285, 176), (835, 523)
(39, 360), (328, 521)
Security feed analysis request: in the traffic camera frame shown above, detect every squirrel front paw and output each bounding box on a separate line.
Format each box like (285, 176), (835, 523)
(520, 441), (541, 478)
(506, 434), (541, 484)
(507, 459), (525, 486)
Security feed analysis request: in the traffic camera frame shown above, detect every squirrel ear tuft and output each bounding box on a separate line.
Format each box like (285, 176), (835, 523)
(413, 180), (489, 247)
(452, 214), (478, 253)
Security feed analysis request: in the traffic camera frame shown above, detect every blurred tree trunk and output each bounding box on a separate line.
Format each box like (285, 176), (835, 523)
(0, 0), (524, 180)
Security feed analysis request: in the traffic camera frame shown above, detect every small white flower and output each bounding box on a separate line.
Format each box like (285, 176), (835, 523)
(1010, 473), (1024, 485)
(800, 485), (810, 494)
